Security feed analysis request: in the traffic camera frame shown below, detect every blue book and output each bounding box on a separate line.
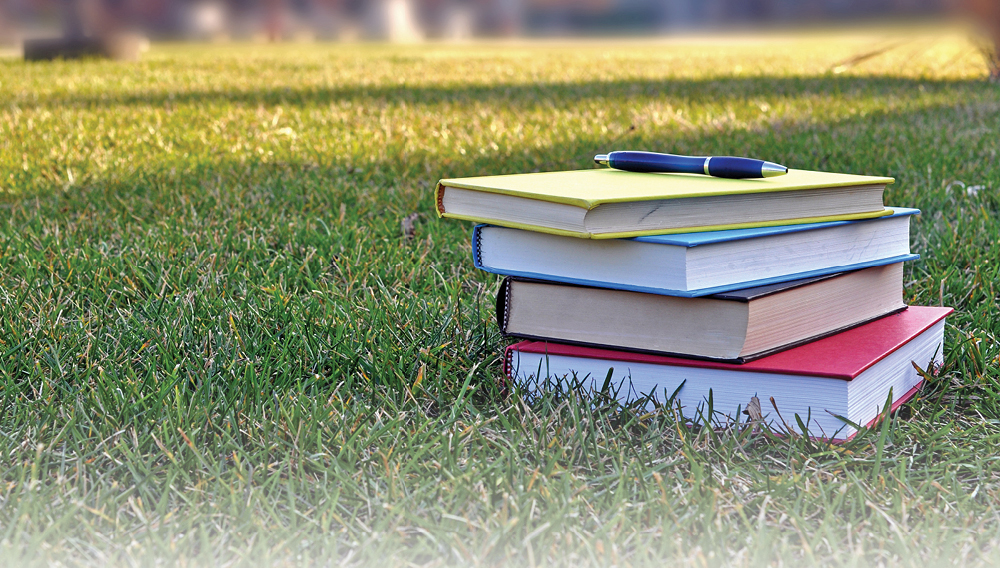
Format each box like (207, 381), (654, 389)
(472, 208), (919, 297)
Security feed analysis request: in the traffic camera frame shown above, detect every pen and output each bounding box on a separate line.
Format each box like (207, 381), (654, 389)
(594, 151), (788, 179)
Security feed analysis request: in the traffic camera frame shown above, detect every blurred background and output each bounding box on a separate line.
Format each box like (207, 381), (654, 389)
(0, 0), (981, 44)
(0, 0), (997, 76)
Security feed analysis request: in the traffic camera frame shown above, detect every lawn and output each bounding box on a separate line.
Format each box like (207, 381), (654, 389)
(1, 27), (1000, 567)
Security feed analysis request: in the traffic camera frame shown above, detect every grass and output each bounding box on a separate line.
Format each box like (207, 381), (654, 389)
(2, 27), (1000, 566)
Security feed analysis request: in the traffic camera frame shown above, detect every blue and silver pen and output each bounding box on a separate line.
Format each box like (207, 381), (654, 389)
(594, 151), (788, 179)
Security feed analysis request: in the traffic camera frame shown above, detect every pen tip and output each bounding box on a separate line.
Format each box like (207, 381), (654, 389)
(761, 162), (788, 177)
(594, 154), (610, 167)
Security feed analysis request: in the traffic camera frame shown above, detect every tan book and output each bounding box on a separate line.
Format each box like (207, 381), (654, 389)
(497, 264), (906, 362)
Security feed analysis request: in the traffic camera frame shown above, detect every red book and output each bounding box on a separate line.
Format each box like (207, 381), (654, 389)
(505, 306), (952, 440)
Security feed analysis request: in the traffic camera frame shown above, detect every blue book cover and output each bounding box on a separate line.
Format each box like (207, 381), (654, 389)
(628, 207), (919, 247)
(472, 208), (919, 297)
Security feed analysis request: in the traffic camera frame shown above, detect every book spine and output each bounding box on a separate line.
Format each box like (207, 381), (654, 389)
(495, 277), (512, 334)
(500, 343), (516, 396)
(471, 225), (485, 270)
(434, 183), (447, 216)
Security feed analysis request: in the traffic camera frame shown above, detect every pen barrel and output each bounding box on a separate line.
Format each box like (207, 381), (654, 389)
(706, 157), (767, 179)
(607, 151), (706, 175)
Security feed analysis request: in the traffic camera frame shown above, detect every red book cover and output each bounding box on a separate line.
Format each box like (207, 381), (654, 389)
(505, 306), (952, 380)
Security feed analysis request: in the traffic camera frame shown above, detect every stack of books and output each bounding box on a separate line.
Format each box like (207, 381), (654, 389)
(436, 167), (951, 440)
